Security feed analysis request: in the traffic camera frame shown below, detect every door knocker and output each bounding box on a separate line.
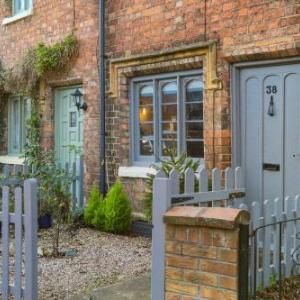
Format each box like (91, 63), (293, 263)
(267, 95), (275, 117)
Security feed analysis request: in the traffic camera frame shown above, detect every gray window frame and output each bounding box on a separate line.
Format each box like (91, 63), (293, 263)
(13, 0), (32, 16)
(130, 70), (204, 166)
(8, 96), (31, 156)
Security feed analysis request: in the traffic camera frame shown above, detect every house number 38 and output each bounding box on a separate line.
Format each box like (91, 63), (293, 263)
(266, 85), (278, 94)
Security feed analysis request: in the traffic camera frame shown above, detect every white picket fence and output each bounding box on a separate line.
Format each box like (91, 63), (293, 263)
(0, 179), (38, 300)
(151, 166), (246, 300)
(249, 195), (300, 292)
(151, 166), (300, 299)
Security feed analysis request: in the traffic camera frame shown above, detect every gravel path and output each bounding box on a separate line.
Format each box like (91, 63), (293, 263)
(0, 227), (151, 299)
(37, 227), (151, 299)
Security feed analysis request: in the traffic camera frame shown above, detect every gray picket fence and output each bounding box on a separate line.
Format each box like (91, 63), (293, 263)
(151, 166), (246, 300)
(0, 156), (84, 210)
(249, 195), (300, 292)
(0, 179), (38, 300)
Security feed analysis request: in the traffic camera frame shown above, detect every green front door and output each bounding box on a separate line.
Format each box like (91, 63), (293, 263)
(55, 87), (84, 166)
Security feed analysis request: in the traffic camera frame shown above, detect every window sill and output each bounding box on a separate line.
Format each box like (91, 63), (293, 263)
(118, 166), (157, 179)
(0, 156), (24, 165)
(2, 9), (33, 25)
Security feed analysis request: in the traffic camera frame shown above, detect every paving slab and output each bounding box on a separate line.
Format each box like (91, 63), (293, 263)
(72, 275), (151, 300)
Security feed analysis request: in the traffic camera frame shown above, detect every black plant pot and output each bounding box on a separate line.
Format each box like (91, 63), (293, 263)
(131, 220), (152, 237)
(38, 214), (52, 229)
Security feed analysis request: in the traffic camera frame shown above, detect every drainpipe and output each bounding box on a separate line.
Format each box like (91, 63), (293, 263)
(99, 0), (106, 195)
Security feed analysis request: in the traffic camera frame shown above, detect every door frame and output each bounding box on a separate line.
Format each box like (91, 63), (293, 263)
(230, 57), (300, 169)
(54, 85), (84, 163)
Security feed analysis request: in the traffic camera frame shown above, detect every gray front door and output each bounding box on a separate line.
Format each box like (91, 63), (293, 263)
(239, 63), (300, 208)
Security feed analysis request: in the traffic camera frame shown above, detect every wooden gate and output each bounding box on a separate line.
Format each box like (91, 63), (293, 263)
(0, 179), (38, 300)
(151, 166), (246, 300)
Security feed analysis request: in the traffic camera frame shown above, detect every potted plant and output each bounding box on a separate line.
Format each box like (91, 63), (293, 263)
(38, 198), (53, 229)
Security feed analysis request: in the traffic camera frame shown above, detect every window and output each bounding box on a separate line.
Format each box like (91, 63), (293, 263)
(132, 71), (204, 164)
(8, 96), (31, 155)
(13, 0), (32, 15)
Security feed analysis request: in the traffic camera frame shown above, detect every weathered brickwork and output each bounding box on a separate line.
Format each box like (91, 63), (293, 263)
(106, 0), (300, 212)
(163, 206), (250, 300)
(0, 0), (100, 194)
(1, 1), (300, 212)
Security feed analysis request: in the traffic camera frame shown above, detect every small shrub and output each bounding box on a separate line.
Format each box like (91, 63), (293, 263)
(84, 186), (102, 227)
(93, 201), (106, 230)
(104, 181), (132, 234)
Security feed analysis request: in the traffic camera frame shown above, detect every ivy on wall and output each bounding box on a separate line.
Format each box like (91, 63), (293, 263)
(0, 34), (78, 155)
(0, 35), (78, 98)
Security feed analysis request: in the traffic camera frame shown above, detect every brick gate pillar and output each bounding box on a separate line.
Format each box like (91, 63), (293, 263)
(163, 206), (250, 300)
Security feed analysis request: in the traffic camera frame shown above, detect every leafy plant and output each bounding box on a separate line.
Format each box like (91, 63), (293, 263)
(144, 149), (201, 221)
(84, 185), (105, 229)
(24, 110), (42, 170)
(35, 35), (77, 77)
(0, 35), (78, 97)
(104, 181), (132, 234)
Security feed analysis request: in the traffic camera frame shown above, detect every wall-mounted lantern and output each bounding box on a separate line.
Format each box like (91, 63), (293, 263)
(71, 88), (87, 111)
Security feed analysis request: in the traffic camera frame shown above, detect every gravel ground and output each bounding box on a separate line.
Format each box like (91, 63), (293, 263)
(1, 227), (151, 300)
(253, 276), (300, 300)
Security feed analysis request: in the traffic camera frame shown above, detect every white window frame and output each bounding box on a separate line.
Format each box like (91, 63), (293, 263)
(130, 70), (204, 166)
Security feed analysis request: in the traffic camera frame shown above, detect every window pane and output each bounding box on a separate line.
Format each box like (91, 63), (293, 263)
(140, 123), (154, 140)
(140, 139), (154, 156)
(12, 99), (20, 151)
(162, 104), (177, 121)
(186, 103), (203, 121)
(162, 141), (177, 156)
(162, 82), (177, 104)
(186, 80), (203, 103)
(187, 141), (204, 158)
(70, 112), (77, 127)
(140, 86), (153, 105)
(139, 85), (154, 156)
(161, 82), (177, 155)
(162, 122), (177, 137)
(139, 106), (153, 122)
(186, 122), (203, 139)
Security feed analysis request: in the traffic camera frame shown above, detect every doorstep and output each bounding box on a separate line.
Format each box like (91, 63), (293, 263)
(71, 274), (150, 300)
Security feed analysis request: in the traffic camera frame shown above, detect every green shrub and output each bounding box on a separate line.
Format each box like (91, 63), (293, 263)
(84, 186), (102, 227)
(93, 199), (106, 230)
(104, 181), (132, 234)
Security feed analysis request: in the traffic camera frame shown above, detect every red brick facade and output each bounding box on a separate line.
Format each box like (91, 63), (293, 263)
(0, 0), (100, 191)
(1, 1), (300, 213)
(105, 0), (300, 212)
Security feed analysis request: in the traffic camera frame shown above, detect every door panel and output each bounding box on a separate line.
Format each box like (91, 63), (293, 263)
(284, 73), (300, 198)
(262, 75), (283, 202)
(240, 63), (300, 208)
(55, 87), (84, 167)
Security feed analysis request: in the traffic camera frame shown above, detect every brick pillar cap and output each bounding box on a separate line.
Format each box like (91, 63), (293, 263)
(163, 206), (250, 229)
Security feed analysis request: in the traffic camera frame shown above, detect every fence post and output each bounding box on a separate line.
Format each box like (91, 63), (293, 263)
(163, 206), (250, 300)
(151, 177), (172, 300)
(239, 223), (249, 300)
(24, 179), (38, 300)
(76, 156), (84, 208)
(2, 186), (10, 300)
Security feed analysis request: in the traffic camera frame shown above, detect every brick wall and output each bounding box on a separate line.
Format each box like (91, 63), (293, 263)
(0, 0), (100, 194)
(106, 0), (300, 212)
(1, 0), (300, 211)
(163, 206), (250, 300)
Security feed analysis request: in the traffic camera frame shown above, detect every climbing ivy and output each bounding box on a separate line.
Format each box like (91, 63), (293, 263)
(0, 34), (78, 97)
(0, 34), (78, 148)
